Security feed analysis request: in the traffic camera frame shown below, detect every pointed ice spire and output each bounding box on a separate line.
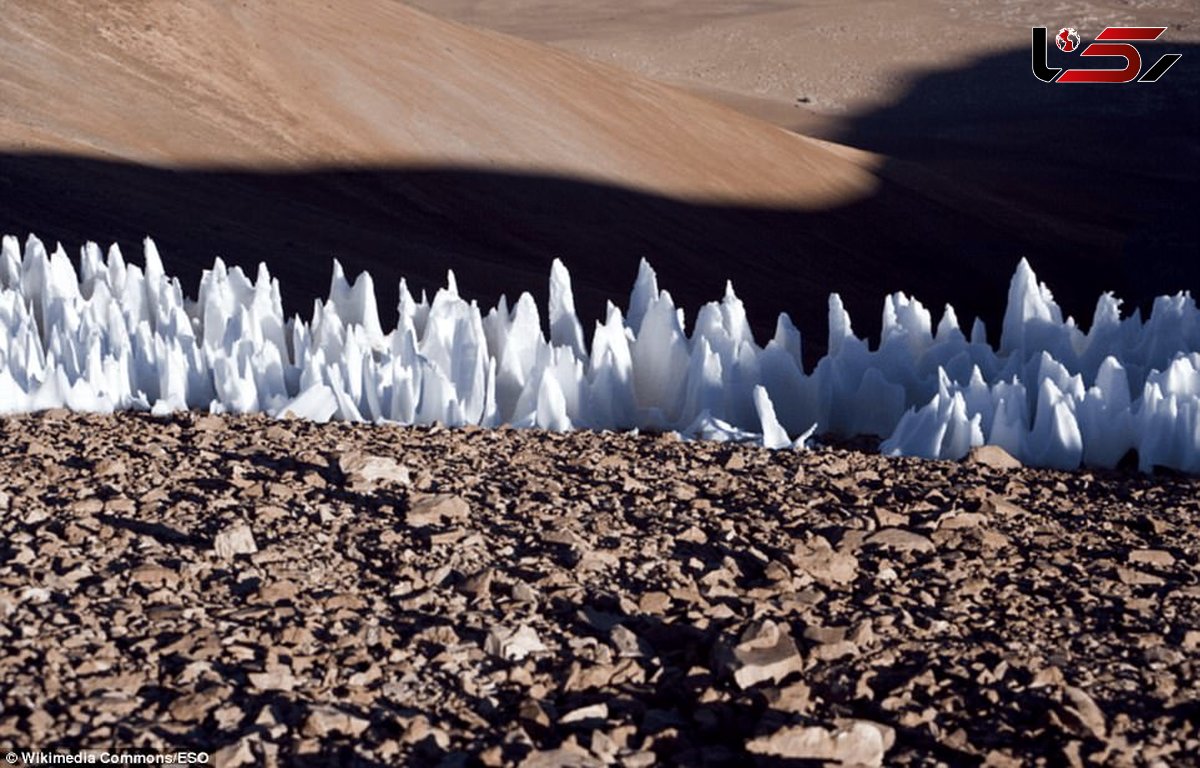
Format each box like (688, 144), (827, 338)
(827, 293), (855, 357)
(1001, 258), (1063, 355)
(0, 235), (20, 289)
(721, 280), (754, 348)
(631, 289), (689, 422)
(769, 313), (804, 369)
(548, 259), (586, 358)
(753, 386), (791, 449)
(1029, 377), (1083, 470)
(143, 238), (165, 285)
(626, 258), (659, 335)
(327, 261), (384, 347)
(970, 317), (988, 346)
(936, 304), (964, 344)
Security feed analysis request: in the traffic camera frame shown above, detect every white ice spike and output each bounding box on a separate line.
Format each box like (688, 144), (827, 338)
(0, 234), (1197, 473)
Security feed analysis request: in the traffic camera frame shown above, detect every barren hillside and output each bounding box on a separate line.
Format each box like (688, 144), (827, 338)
(0, 1), (1153, 349)
(0, 0), (874, 204)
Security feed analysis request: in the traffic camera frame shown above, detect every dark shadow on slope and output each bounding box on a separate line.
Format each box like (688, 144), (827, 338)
(831, 40), (1200, 318)
(0, 46), (1195, 364)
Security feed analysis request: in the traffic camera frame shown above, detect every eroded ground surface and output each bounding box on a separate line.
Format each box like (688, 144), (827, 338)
(0, 411), (1197, 766)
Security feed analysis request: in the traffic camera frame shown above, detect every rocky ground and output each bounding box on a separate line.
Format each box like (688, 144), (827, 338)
(0, 411), (1197, 767)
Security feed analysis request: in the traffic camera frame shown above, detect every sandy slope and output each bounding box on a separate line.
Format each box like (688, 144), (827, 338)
(407, 0), (1200, 132)
(0, 0), (875, 206)
(0, 1), (1193, 350)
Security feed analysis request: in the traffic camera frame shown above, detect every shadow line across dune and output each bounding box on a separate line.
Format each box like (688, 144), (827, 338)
(1, 45), (1196, 362)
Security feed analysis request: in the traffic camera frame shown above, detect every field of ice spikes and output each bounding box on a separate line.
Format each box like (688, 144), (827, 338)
(1, 235), (1197, 473)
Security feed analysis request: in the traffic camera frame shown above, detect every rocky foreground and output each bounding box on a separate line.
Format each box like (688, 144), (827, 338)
(0, 412), (1197, 767)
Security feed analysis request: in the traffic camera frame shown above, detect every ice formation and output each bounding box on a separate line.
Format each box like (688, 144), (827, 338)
(1, 234), (1197, 473)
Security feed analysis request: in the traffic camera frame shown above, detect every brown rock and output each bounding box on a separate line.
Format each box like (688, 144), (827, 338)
(338, 451), (411, 490)
(406, 493), (470, 527)
(213, 523), (257, 559)
(767, 680), (813, 714)
(211, 738), (256, 768)
(519, 748), (603, 768)
(968, 445), (1022, 470)
(790, 543), (859, 586)
(459, 568), (494, 600)
(94, 458), (127, 477)
(169, 690), (222, 723)
(746, 720), (895, 766)
(485, 625), (546, 661)
(937, 511), (989, 530)
(1116, 566), (1165, 586)
(1128, 549), (1175, 567)
(247, 667), (297, 692)
(717, 619), (804, 690)
(610, 624), (649, 658)
(193, 415), (226, 432)
(130, 565), (179, 588)
(256, 580), (299, 604)
(866, 528), (935, 553)
(559, 702), (608, 724)
(638, 591), (671, 615)
(302, 706), (370, 738)
(677, 525), (707, 544)
(1059, 686), (1107, 740)
(802, 625), (847, 645)
(811, 640), (859, 662)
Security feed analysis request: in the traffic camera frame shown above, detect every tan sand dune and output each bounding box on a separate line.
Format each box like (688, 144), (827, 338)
(0, 0), (878, 207)
(408, 0), (1200, 132)
(0, 1), (1189, 351)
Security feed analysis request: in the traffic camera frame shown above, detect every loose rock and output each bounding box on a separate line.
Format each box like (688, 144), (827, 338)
(213, 523), (257, 559)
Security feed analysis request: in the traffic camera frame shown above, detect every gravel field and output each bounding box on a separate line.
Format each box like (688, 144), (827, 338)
(0, 411), (1197, 766)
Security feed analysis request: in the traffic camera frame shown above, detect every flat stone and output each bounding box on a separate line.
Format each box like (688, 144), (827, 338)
(638, 591), (671, 615)
(1059, 686), (1106, 740)
(791, 545), (859, 586)
(559, 702), (608, 724)
(1116, 566), (1165, 586)
(193, 415), (226, 432)
(938, 512), (989, 530)
(169, 690), (222, 723)
(746, 720), (895, 767)
(247, 667), (297, 692)
(866, 528), (935, 553)
(406, 493), (470, 528)
(717, 619), (804, 690)
(338, 451), (411, 490)
(519, 748), (603, 768)
(967, 445), (1022, 470)
(213, 524), (258, 559)
(94, 458), (127, 477)
(302, 705), (370, 738)
(767, 680), (812, 714)
(802, 625), (847, 645)
(485, 625), (547, 661)
(610, 624), (649, 658)
(130, 565), (179, 587)
(1128, 549), (1175, 567)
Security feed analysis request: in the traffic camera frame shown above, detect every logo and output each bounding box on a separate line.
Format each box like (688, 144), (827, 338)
(1056, 28), (1080, 52)
(1032, 26), (1182, 83)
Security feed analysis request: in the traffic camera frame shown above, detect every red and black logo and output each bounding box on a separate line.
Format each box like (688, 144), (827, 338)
(1032, 26), (1182, 83)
